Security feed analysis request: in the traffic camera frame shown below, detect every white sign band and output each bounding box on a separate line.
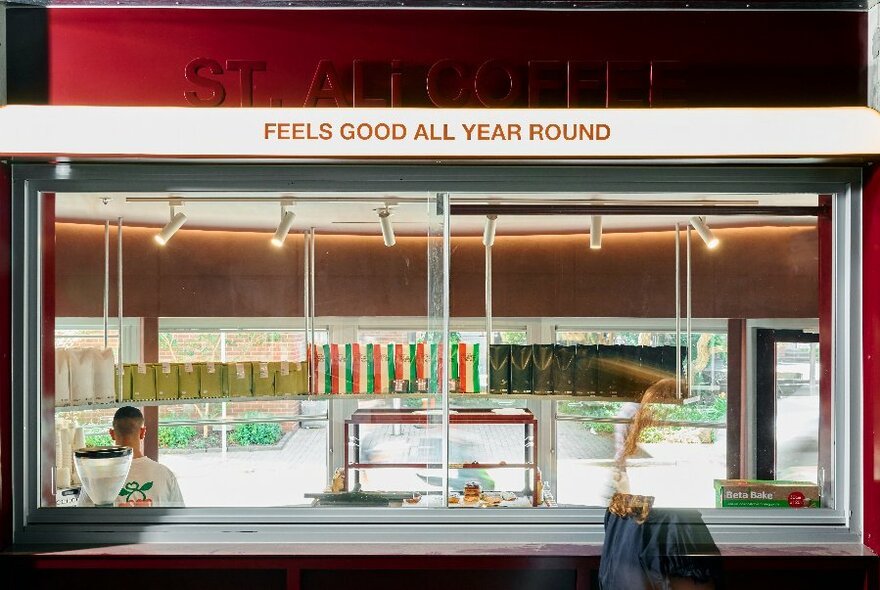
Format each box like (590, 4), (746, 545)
(0, 105), (878, 159)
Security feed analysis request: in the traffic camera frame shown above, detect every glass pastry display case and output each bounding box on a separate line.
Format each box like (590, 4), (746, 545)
(344, 408), (540, 506)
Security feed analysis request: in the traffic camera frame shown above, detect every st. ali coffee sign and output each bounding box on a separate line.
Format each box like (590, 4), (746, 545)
(184, 58), (685, 108)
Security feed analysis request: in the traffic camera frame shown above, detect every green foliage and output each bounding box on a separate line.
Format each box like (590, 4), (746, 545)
(188, 433), (221, 449)
(558, 401), (624, 434)
(231, 421), (282, 446)
(664, 395), (727, 423)
(498, 332), (528, 345)
(158, 424), (199, 448)
(153, 411), (284, 449)
(560, 395), (727, 442)
(558, 401), (619, 418)
(708, 333), (728, 363)
(638, 427), (667, 444)
(637, 395), (727, 444)
(230, 413), (282, 446)
(85, 434), (113, 447)
(584, 403), (622, 434)
(449, 332), (462, 348)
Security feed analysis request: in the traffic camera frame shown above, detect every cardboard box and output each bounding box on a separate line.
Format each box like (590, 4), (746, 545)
(155, 363), (179, 400)
(115, 364), (133, 401)
(131, 363), (157, 402)
(714, 479), (820, 508)
(198, 362), (224, 398)
(178, 363), (200, 399)
(225, 362), (253, 397)
(274, 361), (308, 396)
(252, 361), (274, 396)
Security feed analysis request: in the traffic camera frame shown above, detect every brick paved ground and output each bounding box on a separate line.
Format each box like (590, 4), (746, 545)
(162, 427), (328, 507)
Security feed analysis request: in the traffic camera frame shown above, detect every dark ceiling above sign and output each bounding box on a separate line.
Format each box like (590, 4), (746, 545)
(29, 8), (865, 108)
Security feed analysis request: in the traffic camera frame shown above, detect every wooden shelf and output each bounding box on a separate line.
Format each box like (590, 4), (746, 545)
(53, 393), (661, 413)
(347, 407), (538, 425)
(347, 463), (534, 470)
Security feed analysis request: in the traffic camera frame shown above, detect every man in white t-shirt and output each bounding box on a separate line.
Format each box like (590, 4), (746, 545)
(78, 406), (185, 507)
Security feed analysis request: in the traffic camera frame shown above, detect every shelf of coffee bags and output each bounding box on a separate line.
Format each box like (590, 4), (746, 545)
(310, 342), (483, 395)
(116, 361), (310, 401)
(489, 343), (689, 400)
(109, 355), (484, 401)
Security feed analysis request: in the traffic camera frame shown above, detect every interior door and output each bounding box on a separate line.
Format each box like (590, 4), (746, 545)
(755, 329), (821, 482)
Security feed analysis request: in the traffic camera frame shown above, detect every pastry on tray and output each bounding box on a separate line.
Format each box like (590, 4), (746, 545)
(501, 491), (517, 501)
(448, 492), (461, 505)
(464, 481), (482, 502)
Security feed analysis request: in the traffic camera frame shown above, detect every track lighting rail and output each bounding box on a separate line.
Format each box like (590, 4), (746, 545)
(450, 204), (823, 216)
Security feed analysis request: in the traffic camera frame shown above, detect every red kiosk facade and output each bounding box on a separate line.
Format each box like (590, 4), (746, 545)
(2, 5), (880, 587)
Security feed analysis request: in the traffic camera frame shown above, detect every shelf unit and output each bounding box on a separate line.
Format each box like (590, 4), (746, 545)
(344, 408), (540, 506)
(53, 392), (651, 413)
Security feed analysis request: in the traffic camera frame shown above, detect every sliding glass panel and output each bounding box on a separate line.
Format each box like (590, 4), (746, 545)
(449, 193), (824, 512)
(45, 190), (444, 509)
(155, 324), (329, 507)
(311, 193), (445, 508)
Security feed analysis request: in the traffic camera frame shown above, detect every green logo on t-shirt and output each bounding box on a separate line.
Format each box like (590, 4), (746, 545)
(119, 480), (154, 501)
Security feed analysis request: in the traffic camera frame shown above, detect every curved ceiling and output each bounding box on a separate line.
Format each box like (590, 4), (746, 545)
(55, 191), (819, 236)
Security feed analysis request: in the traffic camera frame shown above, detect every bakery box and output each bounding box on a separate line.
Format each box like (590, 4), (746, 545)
(714, 479), (820, 508)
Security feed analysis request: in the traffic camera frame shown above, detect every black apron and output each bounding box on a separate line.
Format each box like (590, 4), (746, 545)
(599, 507), (722, 590)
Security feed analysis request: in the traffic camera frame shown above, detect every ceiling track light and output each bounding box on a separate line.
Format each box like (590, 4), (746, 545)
(54, 158), (72, 180)
(154, 200), (187, 246)
(271, 201), (296, 247)
(689, 216), (719, 249)
(483, 215), (498, 247)
(590, 215), (602, 250)
(378, 207), (395, 247)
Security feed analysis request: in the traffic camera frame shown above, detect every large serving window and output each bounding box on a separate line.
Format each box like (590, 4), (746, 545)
(11, 164), (860, 543)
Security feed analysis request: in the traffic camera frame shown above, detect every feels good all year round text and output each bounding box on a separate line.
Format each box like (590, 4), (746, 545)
(264, 122), (611, 142)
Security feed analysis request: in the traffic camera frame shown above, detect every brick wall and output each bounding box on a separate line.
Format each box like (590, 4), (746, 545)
(157, 331), (309, 363)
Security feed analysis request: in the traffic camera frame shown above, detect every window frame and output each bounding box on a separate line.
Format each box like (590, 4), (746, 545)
(11, 163), (862, 545)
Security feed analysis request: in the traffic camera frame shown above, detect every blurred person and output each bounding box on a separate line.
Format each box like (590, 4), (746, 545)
(606, 378), (679, 499)
(600, 379), (719, 590)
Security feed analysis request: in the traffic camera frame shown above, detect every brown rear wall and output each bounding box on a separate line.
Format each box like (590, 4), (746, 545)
(55, 223), (818, 320)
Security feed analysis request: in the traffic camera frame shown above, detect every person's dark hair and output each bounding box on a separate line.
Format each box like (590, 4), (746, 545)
(112, 406), (145, 438)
